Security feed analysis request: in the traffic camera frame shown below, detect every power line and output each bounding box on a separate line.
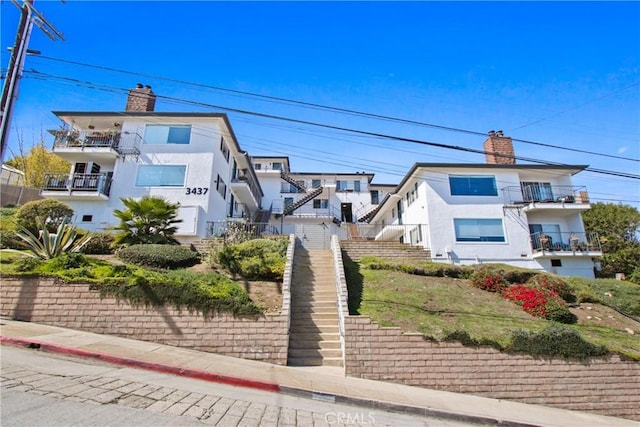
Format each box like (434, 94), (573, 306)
(23, 70), (640, 181)
(33, 55), (640, 164)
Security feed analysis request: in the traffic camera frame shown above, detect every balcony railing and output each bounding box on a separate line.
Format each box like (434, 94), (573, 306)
(231, 168), (262, 207)
(530, 231), (601, 254)
(51, 129), (141, 156)
(502, 185), (590, 205)
(42, 173), (112, 196)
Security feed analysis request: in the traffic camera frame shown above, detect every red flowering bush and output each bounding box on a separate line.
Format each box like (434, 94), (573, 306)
(471, 268), (507, 292)
(502, 284), (576, 323)
(503, 285), (550, 317)
(526, 274), (574, 302)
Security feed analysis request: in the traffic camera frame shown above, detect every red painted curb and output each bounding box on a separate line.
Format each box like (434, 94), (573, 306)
(0, 335), (280, 393)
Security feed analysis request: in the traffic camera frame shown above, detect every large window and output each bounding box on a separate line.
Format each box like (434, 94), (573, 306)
(407, 182), (418, 205)
(449, 175), (497, 196)
(336, 180), (361, 192)
(454, 218), (505, 242)
(144, 125), (191, 144)
(136, 165), (186, 187)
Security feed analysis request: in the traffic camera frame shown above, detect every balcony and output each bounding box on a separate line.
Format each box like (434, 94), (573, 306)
(230, 168), (262, 212)
(51, 129), (140, 161)
(41, 173), (112, 201)
(502, 185), (590, 214)
(530, 231), (602, 258)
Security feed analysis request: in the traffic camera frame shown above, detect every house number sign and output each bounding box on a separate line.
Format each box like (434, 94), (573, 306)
(185, 187), (209, 195)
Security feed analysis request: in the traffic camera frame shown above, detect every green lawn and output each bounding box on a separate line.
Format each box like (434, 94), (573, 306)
(345, 258), (640, 359)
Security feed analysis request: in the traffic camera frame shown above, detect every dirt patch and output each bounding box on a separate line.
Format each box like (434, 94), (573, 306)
(571, 303), (639, 335)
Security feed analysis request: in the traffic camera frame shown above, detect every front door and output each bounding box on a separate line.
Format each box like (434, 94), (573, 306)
(341, 203), (353, 223)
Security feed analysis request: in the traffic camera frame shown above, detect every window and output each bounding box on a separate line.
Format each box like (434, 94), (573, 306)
(454, 218), (505, 242)
(144, 125), (191, 144)
(272, 162), (282, 171)
(449, 175), (497, 196)
(81, 215), (92, 222)
(220, 137), (230, 162)
(136, 165), (186, 187)
(284, 197), (293, 208)
(216, 175), (227, 199)
(74, 163), (87, 174)
(407, 182), (418, 205)
(392, 208), (396, 218)
(521, 182), (554, 202)
(551, 259), (562, 267)
(371, 190), (380, 205)
(312, 179), (321, 188)
(313, 199), (328, 209)
(337, 180), (360, 191)
(254, 163), (261, 170)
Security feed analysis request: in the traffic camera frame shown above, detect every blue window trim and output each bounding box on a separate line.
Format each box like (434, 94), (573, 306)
(449, 175), (498, 196)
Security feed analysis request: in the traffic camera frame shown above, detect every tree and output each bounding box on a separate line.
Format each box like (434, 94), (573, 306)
(5, 141), (69, 188)
(582, 202), (640, 279)
(112, 196), (182, 247)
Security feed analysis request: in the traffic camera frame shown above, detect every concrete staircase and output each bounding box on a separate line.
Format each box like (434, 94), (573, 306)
(288, 248), (342, 367)
(340, 240), (431, 262)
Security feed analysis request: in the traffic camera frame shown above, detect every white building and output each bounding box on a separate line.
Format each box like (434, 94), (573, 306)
(41, 84), (262, 243)
(366, 131), (602, 278)
(249, 156), (390, 248)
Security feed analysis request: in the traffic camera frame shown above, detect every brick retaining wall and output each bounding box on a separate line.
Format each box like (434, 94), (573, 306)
(0, 278), (289, 365)
(343, 316), (640, 421)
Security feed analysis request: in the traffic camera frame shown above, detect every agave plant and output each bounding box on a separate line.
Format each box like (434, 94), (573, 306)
(7, 217), (92, 259)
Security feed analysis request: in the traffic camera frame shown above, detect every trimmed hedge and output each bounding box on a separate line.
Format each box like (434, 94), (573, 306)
(81, 231), (116, 255)
(216, 238), (288, 280)
(117, 244), (200, 269)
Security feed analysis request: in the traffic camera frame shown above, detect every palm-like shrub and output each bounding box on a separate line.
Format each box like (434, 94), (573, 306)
(8, 217), (92, 259)
(111, 196), (182, 247)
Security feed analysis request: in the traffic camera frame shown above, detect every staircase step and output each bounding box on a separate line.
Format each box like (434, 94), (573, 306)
(288, 348), (343, 359)
(290, 312), (339, 321)
(291, 325), (340, 334)
(289, 340), (341, 350)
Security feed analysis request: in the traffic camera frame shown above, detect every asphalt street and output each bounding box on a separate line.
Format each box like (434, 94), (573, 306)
(0, 345), (480, 427)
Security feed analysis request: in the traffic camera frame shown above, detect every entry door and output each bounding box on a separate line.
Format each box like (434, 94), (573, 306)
(341, 203), (353, 223)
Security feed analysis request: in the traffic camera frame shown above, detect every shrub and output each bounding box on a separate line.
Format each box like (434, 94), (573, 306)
(15, 199), (74, 235)
(544, 297), (577, 324)
(81, 232), (115, 254)
(0, 229), (25, 250)
(215, 238), (288, 280)
(502, 284), (550, 317)
(117, 244), (199, 269)
(111, 196), (181, 246)
(508, 324), (608, 359)
(471, 268), (507, 292)
(526, 274), (574, 302)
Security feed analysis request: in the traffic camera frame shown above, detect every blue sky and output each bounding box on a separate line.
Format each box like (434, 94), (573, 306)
(2, 1), (639, 208)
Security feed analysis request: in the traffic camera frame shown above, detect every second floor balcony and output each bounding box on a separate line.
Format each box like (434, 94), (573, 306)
(51, 129), (141, 161)
(502, 184), (591, 214)
(41, 173), (112, 201)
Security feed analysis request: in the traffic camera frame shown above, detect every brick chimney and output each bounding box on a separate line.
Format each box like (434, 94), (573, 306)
(483, 130), (515, 164)
(125, 83), (156, 112)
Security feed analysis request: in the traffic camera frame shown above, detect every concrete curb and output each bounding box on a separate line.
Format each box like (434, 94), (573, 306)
(0, 335), (280, 393)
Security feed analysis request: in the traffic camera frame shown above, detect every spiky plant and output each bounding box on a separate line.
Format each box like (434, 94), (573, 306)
(111, 196), (182, 247)
(7, 217), (92, 259)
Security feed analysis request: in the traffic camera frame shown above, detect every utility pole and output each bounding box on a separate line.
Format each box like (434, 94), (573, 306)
(0, 0), (64, 163)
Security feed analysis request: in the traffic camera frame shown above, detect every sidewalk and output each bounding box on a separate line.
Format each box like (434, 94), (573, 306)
(0, 318), (636, 427)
